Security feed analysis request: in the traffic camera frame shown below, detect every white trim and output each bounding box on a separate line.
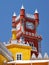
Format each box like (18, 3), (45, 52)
(11, 40), (17, 44)
(26, 32), (29, 35)
(11, 28), (16, 31)
(15, 15), (20, 21)
(7, 60), (49, 64)
(32, 33), (34, 36)
(16, 22), (21, 30)
(32, 47), (37, 52)
(26, 14), (35, 19)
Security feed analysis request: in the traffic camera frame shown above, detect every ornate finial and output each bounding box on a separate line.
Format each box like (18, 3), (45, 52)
(34, 9), (38, 13)
(21, 5), (25, 9)
(13, 12), (16, 16)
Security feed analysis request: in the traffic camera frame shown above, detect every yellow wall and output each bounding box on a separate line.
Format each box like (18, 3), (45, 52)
(0, 44), (31, 65)
(12, 31), (16, 40)
(0, 54), (7, 65)
(7, 44), (31, 60)
(12, 33), (16, 40)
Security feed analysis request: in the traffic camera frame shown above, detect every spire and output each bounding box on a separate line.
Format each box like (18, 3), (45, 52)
(21, 5), (25, 9)
(34, 9), (38, 13)
(13, 12), (16, 16)
(44, 52), (49, 59)
(38, 53), (42, 59)
(32, 53), (36, 59)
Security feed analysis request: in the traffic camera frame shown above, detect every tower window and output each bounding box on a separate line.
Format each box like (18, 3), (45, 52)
(16, 53), (22, 60)
(29, 42), (34, 48)
(29, 32), (31, 36)
(26, 32), (28, 35)
(32, 33), (34, 36)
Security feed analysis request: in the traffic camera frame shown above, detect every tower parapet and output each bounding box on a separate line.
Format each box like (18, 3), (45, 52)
(11, 5), (42, 57)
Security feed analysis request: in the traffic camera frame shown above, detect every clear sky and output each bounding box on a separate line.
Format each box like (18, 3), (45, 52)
(0, 0), (49, 56)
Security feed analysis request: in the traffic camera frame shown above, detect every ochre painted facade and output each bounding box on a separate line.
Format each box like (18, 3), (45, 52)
(0, 44), (31, 65)
(0, 54), (7, 65)
(6, 44), (31, 60)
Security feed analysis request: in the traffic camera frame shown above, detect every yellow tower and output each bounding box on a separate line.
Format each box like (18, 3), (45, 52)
(12, 29), (16, 40)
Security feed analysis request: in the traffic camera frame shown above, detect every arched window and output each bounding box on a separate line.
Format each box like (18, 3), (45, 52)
(29, 42), (34, 48)
(16, 53), (22, 60)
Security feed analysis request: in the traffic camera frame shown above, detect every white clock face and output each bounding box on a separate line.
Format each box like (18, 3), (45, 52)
(26, 22), (34, 30)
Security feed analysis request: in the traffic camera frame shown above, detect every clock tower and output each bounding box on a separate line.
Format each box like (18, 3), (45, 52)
(12, 5), (42, 57)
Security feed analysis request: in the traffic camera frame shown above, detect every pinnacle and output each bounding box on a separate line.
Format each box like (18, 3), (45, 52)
(13, 12), (16, 16)
(34, 9), (38, 13)
(21, 5), (25, 9)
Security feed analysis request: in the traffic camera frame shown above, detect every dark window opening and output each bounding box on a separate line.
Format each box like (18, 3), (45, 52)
(17, 54), (22, 60)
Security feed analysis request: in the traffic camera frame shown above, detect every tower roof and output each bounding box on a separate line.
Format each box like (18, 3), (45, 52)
(44, 52), (49, 59)
(34, 9), (38, 13)
(32, 53), (36, 59)
(13, 12), (16, 16)
(21, 5), (25, 9)
(38, 53), (42, 59)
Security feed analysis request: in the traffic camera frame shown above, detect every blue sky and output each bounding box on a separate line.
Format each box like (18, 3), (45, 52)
(0, 0), (49, 56)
